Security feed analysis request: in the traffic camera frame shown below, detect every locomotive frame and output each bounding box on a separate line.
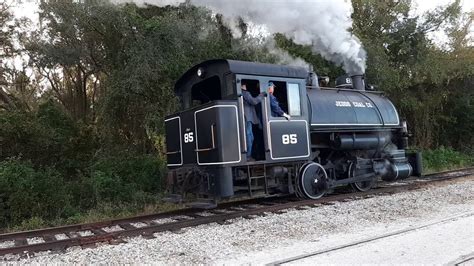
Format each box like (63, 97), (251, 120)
(165, 59), (422, 206)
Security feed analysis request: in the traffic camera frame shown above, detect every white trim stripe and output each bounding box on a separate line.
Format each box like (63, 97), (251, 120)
(311, 123), (384, 126)
(384, 100), (400, 126)
(165, 116), (183, 167)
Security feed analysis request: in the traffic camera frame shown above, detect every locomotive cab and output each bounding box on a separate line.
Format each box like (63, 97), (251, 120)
(167, 60), (311, 166)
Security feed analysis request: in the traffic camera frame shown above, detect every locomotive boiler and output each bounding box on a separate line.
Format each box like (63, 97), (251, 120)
(165, 59), (422, 206)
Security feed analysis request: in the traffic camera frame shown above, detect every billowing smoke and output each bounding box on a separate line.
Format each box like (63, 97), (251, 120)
(112, 0), (366, 74)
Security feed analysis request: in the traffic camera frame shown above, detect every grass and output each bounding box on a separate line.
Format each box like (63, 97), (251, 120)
(422, 147), (474, 174)
(6, 199), (184, 233)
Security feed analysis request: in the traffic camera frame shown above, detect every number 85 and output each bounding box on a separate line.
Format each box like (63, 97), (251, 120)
(282, 134), (297, 144)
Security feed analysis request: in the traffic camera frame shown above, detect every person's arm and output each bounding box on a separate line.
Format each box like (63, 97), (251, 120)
(270, 95), (285, 116)
(242, 91), (263, 106)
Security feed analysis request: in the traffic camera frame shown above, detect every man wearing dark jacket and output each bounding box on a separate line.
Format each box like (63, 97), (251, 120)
(268, 82), (291, 120)
(242, 84), (263, 161)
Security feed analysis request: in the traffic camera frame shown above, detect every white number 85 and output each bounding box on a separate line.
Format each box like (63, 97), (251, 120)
(282, 134), (297, 144)
(184, 132), (194, 143)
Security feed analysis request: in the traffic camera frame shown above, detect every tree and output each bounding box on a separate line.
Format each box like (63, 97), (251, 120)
(0, 2), (18, 111)
(351, 0), (473, 150)
(26, 1), (128, 122)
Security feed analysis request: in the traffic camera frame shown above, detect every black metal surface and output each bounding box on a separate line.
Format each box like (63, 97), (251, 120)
(166, 101), (241, 167)
(165, 117), (182, 166)
(175, 59), (308, 95)
(268, 120), (310, 160)
(351, 75), (365, 91)
(332, 133), (387, 150)
(195, 104), (240, 165)
(307, 89), (399, 129)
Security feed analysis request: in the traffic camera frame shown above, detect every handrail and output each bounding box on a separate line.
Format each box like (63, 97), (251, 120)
(263, 94), (271, 153)
(238, 95), (247, 153)
(195, 124), (216, 152)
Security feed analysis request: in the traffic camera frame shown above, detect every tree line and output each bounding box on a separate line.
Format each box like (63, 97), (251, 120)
(0, 0), (472, 229)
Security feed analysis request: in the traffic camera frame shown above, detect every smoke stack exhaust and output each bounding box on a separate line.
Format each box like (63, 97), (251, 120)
(351, 75), (365, 91)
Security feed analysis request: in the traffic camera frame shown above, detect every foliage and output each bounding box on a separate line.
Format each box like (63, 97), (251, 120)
(0, 103), (167, 228)
(0, 101), (95, 173)
(423, 147), (473, 173)
(0, 160), (70, 226)
(88, 151), (166, 204)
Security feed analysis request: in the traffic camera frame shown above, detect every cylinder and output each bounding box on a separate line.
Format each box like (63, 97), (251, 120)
(306, 72), (319, 89)
(381, 162), (413, 181)
(332, 134), (387, 150)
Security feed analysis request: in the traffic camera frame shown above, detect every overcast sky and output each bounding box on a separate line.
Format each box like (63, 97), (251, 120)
(414, 0), (473, 15)
(9, 0), (473, 26)
(10, 0), (474, 22)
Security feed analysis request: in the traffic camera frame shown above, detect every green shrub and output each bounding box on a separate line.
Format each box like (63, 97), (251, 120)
(65, 176), (97, 211)
(0, 101), (96, 175)
(423, 147), (474, 173)
(0, 103), (168, 230)
(88, 151), (166, 205)
(0, 160), (71, 227)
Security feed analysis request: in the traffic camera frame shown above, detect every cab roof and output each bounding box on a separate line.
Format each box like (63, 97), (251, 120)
(174, 59), (308, 95)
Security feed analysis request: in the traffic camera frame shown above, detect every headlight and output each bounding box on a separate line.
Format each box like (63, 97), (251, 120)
(197, 67), (205, 78)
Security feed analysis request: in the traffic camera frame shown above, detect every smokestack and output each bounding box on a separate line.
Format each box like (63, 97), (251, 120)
(351, 75), (365, 91)
(306, 72), (319, 89)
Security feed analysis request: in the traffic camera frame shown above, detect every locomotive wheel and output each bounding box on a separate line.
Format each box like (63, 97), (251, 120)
(299, 162), (328, 199)
(350, 180), (375, 192)
(348, 162), (375, 192)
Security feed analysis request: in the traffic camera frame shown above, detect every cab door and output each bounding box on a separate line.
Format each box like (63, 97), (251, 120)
(262, 79), (310, 161)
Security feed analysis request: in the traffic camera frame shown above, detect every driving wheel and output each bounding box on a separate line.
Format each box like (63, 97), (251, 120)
(298, 162), (328, 199)
(348, 162), (375, 192)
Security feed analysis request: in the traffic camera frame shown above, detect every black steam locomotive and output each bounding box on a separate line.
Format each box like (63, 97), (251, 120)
(165, 59), (422, 206)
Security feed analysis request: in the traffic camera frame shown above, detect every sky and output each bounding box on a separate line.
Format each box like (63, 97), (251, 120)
(9, 0), (474, 21)
(413, 0), (473, 15)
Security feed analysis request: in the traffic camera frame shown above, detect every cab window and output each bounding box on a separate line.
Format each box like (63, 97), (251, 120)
(241, 79), (260, 97)
(287, 83), (301, 116)
(191, 76), (221, 107)
(269, 81), (301, 117)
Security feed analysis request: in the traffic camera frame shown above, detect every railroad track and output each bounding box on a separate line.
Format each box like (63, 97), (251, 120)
(0, 167), (473, 258)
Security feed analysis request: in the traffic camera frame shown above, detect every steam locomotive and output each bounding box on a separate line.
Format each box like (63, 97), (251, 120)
(165, 59), (422, 206)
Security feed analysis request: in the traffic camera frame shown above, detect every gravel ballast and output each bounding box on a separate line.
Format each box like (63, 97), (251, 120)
(2, 177), (473, 264)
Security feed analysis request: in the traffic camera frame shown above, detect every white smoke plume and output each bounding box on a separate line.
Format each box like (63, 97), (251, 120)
(266, 40), (310, 69)
(112, 0), (366, 74)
